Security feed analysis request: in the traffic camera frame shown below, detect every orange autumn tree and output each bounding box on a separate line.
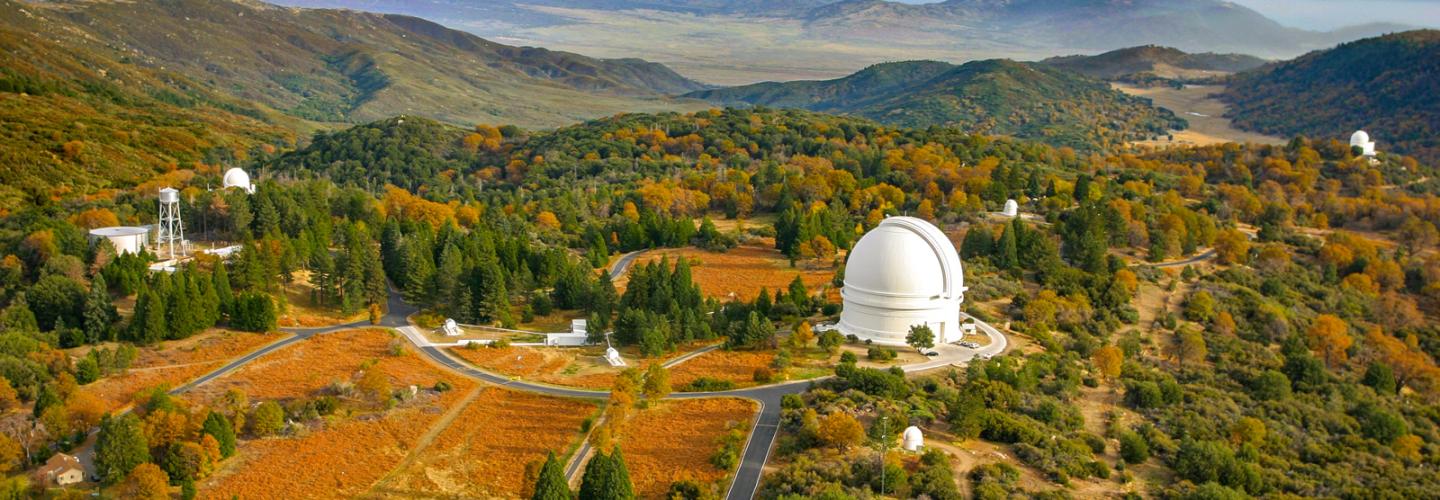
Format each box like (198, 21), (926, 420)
(1306, 315), (1352, 369)
(1366, 327), (1440, 396)
(1092, 346), (1123, 382)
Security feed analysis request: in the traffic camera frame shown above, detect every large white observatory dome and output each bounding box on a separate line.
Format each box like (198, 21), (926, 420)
(839, 216), (965, 346)
(222, 167), (254, 193)
(1350, 130), (1376, 157)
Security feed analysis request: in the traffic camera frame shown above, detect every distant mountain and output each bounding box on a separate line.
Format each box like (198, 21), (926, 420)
(292, 0), (1421, 62)
(799, 0), (1411, 58)
(1221, 30), (1440, 162)
(686, 59), (1186, 150)
(2, 0), (703, 128)
(1040, 45), (1268, 81)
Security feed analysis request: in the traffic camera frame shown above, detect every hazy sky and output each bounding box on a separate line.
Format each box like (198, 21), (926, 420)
(898, 0), (1440, 31)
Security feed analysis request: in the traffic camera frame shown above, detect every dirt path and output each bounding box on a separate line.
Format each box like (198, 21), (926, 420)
(1114, 83), (1284, 147)
(366, 386), (485, 494)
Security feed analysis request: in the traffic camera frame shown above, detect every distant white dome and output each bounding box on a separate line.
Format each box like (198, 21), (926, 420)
(839, 217), (965, 346)
(1350, 130), (1370, 146)
(1350, 130), (1376, 157)
(1002, 199), (1019, 217)
(222, 168), (254, 193)
(902, 426), (924, 451)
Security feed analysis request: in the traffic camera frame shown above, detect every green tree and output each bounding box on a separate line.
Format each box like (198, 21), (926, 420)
(578, 446), (635, 500)
(995, 222), (1019, 270)
(84, 274), (116, 343)
(249, 401), (285, 437)
(201, 411), (238, 458)
(906, 324), (935, 351)
(642, 363), (671, 400)
(532, 451), (570, 500)
(96, 413), (150, 484)
(1119, 430), (1150, 464)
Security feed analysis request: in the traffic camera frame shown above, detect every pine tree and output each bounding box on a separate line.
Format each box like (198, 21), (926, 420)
(213, 262), (234, 318)
(996, 223), (1019, 270)
(607, 446), (635, 500)
(130, 290), (168, 345)
(531, 451), (570, 500)
(201, 411), (237, 459)
(84, 274), (116, 343)
(578, 450), (612, 499)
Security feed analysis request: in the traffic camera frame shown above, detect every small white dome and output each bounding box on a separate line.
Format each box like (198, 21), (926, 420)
(839, 217), (965, 345)
(902, 426), (924, 451)
(1002, 199), (1019, 217)
(222, 168), (253, 193)
(1350, 130), (1370, 146)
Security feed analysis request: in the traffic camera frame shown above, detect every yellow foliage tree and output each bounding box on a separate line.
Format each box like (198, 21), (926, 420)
(817, 412), (864, 450)
(1306, 314), (1352, 369)
(1091, 346), (1123, 382)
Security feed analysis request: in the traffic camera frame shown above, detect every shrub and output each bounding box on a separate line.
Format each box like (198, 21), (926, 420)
(683, 377), (736, 392)
(867, 346), (897, 361)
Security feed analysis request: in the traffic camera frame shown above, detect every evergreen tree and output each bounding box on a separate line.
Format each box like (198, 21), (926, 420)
(578, 449), (612, 499)
(213, 262), (234, 318)
(84, 274), (116, 343)
(130, 290), (168, 344)
(32, 385), (59, 418)
(531, 451), (570, 500)
(996, 223), (1019, 270)
(0, 293), (38, 333)
(201, 411), (238, 458)
(96, 413), (150, 485)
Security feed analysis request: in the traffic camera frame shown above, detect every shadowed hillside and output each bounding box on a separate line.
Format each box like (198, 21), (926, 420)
(1221, 30), (1440, 162)
(686, 60), (1186, 150)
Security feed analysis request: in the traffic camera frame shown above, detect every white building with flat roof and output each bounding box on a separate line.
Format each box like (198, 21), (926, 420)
(89, 226), (149, 255)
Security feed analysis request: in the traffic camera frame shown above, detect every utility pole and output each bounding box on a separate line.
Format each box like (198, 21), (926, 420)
(878, 415), (888, 497)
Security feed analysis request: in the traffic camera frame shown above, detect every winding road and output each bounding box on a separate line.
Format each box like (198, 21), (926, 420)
(132, 251), (1008, 499)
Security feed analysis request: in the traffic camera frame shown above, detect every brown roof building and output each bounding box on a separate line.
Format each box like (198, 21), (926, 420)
(32, 453), (84, 487)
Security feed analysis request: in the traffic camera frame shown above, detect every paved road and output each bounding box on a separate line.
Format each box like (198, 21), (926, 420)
(608, 250), (642, 280)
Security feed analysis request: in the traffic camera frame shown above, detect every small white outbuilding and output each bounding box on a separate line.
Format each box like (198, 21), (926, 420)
(441, 318), (462, 337)
(902, 426), (924, 451)
(1002, 199), (1019, 217)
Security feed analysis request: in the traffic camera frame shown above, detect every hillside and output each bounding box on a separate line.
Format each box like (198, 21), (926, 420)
(1040, 45), (1268, 81)
(2, 0), (703, 128)
(685, 60), (1186, 150)
(1220, 30), (1440, 162)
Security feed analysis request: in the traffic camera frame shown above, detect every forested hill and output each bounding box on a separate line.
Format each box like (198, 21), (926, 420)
(1221, 30), (1440, 162)
(1039, 45), (1268, 81)
(0, 0), (703, 127)
(684, 60), (1186, 151)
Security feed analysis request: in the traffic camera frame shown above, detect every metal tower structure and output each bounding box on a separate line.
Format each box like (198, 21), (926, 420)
(156, 187), (184, 259)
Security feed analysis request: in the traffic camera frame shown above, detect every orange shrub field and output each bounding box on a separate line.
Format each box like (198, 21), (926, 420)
(192, 329), (479, 498)
(199, 389), (472, 499)
(449, 345), (571, 379)
(616, 398), (758, 498)
(670, 350), (777, 389)
(376, 387), (598, 497)
(80, 330), (279, 412)
(623, 245), (834, 301)
(449, 341), (725, 389)
(183, 329), (466, 405)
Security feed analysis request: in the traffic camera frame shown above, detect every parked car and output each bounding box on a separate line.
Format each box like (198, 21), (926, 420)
(925, 351), (940, 357)
(977, 353), (992, 360)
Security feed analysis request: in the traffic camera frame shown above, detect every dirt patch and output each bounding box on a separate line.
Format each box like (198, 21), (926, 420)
(1114, 83), (1284, 148)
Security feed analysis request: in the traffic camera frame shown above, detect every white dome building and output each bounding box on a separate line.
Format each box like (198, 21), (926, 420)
(839, 216), (965, 346)
(902, 425), (924, 451)
(222, 167), (254, 194)
(1002, 199), (1019, 217)
(1350, 130), (1376, 157)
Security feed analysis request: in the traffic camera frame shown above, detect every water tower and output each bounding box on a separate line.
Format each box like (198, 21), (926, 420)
(156, 187), (185, 259)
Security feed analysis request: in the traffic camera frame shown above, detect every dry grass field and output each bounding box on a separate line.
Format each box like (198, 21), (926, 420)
(192, 329), (479, 498)
(622, 244), (835, 302)
(199, 389), (471, 499)
(669, 350), (777, 389)
(1114, 83), (1284, 147)
(616, 398), (759, 498)
(77, 330), (279, 412)
(374, 387), (599, 497)
(277, 270), (368, 327)
(181, 329), (470, 405)
(449, 341), (722, 389)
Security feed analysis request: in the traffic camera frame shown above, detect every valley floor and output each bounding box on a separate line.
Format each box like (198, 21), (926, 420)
(1114, 83), (1284, 147)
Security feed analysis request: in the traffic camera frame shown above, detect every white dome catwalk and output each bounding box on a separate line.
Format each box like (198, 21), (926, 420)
(839, 216), (966, 346)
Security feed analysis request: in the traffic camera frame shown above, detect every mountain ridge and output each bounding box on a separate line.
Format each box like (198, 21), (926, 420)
(685, 59), (1186, 150)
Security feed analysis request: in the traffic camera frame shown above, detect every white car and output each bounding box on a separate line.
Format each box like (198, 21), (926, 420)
(959, 341), (980, 348)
